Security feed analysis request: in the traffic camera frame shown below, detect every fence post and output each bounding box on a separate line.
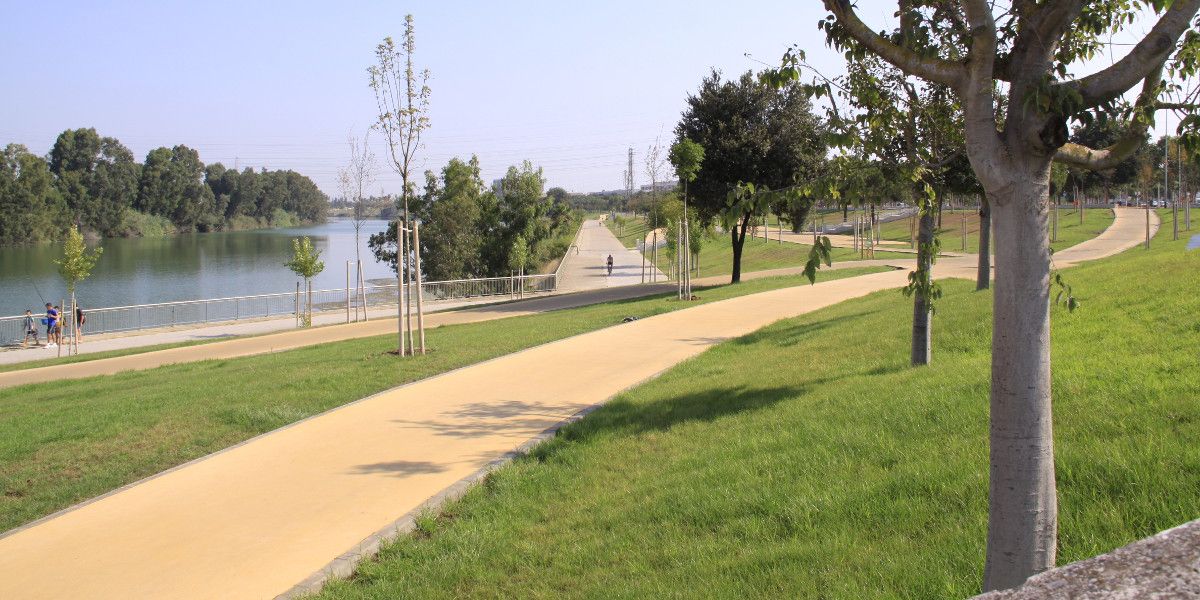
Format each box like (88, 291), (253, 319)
(346, 260), (351, 324)
(358, 261), (368, 322)
(294, 283), (299, 328)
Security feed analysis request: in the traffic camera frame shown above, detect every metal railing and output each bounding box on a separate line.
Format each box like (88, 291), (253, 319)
(0, 273), (557, 345)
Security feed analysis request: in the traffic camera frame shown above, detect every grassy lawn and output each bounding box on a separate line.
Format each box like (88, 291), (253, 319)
(880, 207), (1116, 254)
(672, 232), (912, 279)
(604, 214), (651, 249)
(0, 339), (217, 374)
(320, 226), (1199, 598)
(0, 267), (886, 533)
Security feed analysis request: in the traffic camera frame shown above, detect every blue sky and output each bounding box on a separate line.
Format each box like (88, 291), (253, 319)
(1, 1), (846, 195)
(0, 2), (1167, 196)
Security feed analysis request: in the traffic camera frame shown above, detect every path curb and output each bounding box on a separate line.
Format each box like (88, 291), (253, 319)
(276, 402), (602, 599)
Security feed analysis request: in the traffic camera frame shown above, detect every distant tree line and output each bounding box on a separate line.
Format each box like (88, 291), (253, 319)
(0, 127), (328, 245)
(369, 157), (580, 281)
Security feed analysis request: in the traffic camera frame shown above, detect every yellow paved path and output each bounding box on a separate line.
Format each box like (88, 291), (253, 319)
(0, 207), (1154, 599)
(0, 269), (911, 600)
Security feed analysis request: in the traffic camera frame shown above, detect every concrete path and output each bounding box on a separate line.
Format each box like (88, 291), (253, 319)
(1053, 206), (1159, 266)
(0, 294), (532, 367)
(0, 269), (912, 600)
(763, 228), (962, 257)
(557, 219), (663, 291)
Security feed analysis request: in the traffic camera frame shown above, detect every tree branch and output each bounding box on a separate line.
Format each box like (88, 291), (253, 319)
(1053, 68), (1162, 170)
(1062, 0), (1200, 107)
(958, 0), (1005, 184)
(822, 0), (966, 87)
(1010, 1), (1085, 77)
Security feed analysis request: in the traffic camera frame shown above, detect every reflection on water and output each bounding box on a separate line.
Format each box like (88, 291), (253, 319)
(0, 219), (393, 315)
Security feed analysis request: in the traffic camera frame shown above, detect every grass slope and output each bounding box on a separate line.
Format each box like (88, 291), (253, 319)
(672, 232), (911, 279)
(320, 228), (1199, 598)
(0, 339), (218, 374)
(0, 267), (885, 533)
(879, 207), (1115, 254)
(606, 215), (910, 279)
(604, 216), (650, 249)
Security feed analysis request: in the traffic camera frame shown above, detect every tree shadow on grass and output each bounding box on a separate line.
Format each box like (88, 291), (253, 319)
(730, 309), (885, 348)
(556, 384), (803, 445)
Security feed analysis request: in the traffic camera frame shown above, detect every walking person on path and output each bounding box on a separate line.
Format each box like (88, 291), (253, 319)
(75, 306), (86, 343)
(22, 310), (38, 348)
(44, 303), (58, 348)
(606, 254), (614, 276)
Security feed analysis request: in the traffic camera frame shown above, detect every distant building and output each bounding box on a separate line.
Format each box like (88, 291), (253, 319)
(639, 180), (677, 193)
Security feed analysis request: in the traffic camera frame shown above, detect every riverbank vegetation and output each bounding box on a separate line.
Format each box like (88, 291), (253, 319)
(0, 128), (328, 245)
(0, 267), (884, 532)
(317, 229), (1199, 599)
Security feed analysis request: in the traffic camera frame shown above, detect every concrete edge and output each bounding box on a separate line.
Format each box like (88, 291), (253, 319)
(274, 402), (603, 600)
(972, 518), (1200, 599)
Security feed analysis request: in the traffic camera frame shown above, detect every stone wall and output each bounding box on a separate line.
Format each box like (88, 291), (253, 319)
(975, 519), (1200, 599)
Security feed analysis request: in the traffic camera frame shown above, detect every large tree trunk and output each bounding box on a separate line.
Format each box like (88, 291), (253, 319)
(976, 195), (991, 290)
(911, 208), (934, 365)
(983, 171), (1057, 592)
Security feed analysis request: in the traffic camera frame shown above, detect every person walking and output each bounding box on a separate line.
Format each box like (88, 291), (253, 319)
(44, 303), (58, 348)
(606, 254), (614, 276)
(22, 310), (38, 348)
(75, 306), (86, 343)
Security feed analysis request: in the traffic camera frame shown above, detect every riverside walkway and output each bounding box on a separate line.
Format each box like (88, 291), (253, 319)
(0, 218), (658, 368)
(0, 207), (1155, 599)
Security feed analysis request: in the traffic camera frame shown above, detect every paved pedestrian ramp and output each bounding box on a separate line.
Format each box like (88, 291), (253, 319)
(556, 219), (664, 291)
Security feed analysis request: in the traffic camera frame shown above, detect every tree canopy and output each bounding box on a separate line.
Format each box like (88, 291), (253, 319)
(369, 156), (580, 281)
(0, 128), (329, 245)
(674, 69), (825, 282)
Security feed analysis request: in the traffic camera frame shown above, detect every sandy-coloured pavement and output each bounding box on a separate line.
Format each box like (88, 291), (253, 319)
(0, 207), (1155, 599)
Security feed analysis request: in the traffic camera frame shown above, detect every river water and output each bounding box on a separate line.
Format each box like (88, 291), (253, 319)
(0, 219), (394, 316)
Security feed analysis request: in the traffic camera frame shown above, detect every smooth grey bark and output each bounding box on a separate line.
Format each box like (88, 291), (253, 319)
(911, 208), (934, 366)
(977, 195), (991, 290)
(982, 168), (1057, 592)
